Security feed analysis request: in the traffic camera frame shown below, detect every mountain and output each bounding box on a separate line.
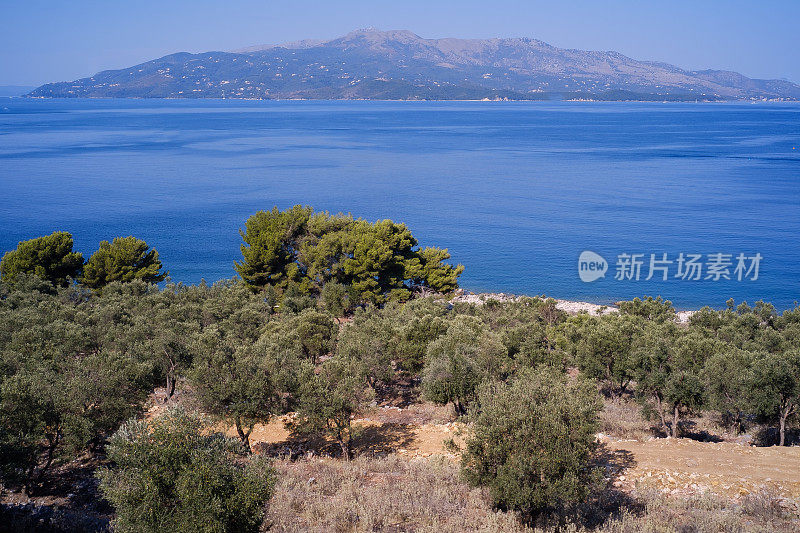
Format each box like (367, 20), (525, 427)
(27, 29), (800, 101)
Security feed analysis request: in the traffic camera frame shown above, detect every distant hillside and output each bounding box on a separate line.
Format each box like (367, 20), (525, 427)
(27, 29), (800, 101)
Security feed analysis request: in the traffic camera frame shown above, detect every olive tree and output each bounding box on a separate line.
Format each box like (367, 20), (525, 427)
(191, 333), (279, 451)
(336, 310), (395, 388)
(98, 408), (275, 533)
(632, 324), (706, 437)
(295, 355), (373, 459)
(748, 350), (800, 446)
(422, 317), (508, 415)
(703, 348), (758, 433)
(290, 308), (337, 364)
(0, 286), (151, 493)
(462, 367), (602, 524)
(574, 314), (642, 397)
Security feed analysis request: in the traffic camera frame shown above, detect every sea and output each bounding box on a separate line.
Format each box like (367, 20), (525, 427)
(1, 98), (798, 310)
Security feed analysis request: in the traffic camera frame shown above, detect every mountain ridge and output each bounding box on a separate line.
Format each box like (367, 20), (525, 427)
(27, 29), (800, 101)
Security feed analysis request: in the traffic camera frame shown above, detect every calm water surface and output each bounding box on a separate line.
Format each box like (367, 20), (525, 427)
(1, 98), (798, 309)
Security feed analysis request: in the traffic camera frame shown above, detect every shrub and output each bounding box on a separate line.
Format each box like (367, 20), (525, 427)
(461, 366), (602, 524)
(97, 408), (275, 533)
(617, 296), (675, 322)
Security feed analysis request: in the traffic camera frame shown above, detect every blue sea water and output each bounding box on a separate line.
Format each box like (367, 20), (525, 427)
(0, 98), (798, 310)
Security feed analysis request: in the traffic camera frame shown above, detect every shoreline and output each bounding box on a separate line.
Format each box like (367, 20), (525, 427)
(8, 95), (797, 103)
(450, 291), (696, 323)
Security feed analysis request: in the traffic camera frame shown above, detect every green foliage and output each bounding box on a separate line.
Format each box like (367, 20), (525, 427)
(187, 280), (279, 448)
(413, 247), (465, 293)
(703, 348), (758, 433)
(191, 329), (278, 450)
(462, 366), (602, 523)
(234, 205), (313, 290)
(0, 348), (150, 492)
(394, 311), (449, 373)
(0, 282), (151, 492)
(336, 313), (395, 388)
(747, 351), (800, 446)
(81, 236), (167, 289)
(471, 297), (564, 371)
(320, 282), (353, 316)
(422, 316), (508, 415)
(631, 323), (707, 437)
(98, 408), (275, 533)
(295, 355), (373, 459)
(617, 296), (675, 322)
(290, 308), (337, 363)
(235, 206), (463, 305)
(0, 232), (83, 287)
(0, 370), (60, 493)
(573, 314), (643, 396)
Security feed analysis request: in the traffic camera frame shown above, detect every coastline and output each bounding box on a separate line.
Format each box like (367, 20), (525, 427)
(450, 291), (696, 323)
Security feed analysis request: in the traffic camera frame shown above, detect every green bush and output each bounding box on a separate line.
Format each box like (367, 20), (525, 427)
(98, 408), (275, 533)
(461, 366), (602, 524)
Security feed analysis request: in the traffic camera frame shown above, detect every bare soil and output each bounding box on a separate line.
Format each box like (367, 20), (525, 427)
(239, 402), (800, 512)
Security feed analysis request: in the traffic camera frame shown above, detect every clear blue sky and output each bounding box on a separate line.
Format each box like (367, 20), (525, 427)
(2, 0), (799, 86)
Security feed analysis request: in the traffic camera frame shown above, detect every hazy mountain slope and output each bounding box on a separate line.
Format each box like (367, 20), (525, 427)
(28, 29), (800, 100)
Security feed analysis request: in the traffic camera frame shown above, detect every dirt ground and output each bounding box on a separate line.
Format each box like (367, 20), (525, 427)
(233, 404), (800, 510)
(603, 436), (800, 500)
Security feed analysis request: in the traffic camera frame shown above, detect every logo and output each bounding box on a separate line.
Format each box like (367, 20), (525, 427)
(578, 251), (608, 282)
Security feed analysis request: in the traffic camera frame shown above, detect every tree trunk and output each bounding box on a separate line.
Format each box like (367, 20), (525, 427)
(336, 425), (351, 461)
(340, 439), (350, 461)
(26, 431), (60, 495)
(164, 374), (176, 402)
(780, 413), (787, 447)
(737, 412), (744, 435)
(235, 417), (252, 452)
(654, 393), (667, 432)
(453, 398), (467, 416)
(163, 350), (177, 402)
(672, 404), (680, 438)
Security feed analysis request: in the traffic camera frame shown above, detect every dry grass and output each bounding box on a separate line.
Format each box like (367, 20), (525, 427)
(363, 401), (456, 426)
(262, 454), (528, 532)
(598, 398), (653, 441)
(597, 488), (799, 533)
(261, 454), (800, 533)
(599, 398), (733, 443)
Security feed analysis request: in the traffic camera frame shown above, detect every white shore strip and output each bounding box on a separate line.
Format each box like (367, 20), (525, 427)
(449, 291), (695, 323)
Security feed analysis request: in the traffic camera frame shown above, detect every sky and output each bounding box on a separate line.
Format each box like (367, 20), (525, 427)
(2, 0), (799, 86)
